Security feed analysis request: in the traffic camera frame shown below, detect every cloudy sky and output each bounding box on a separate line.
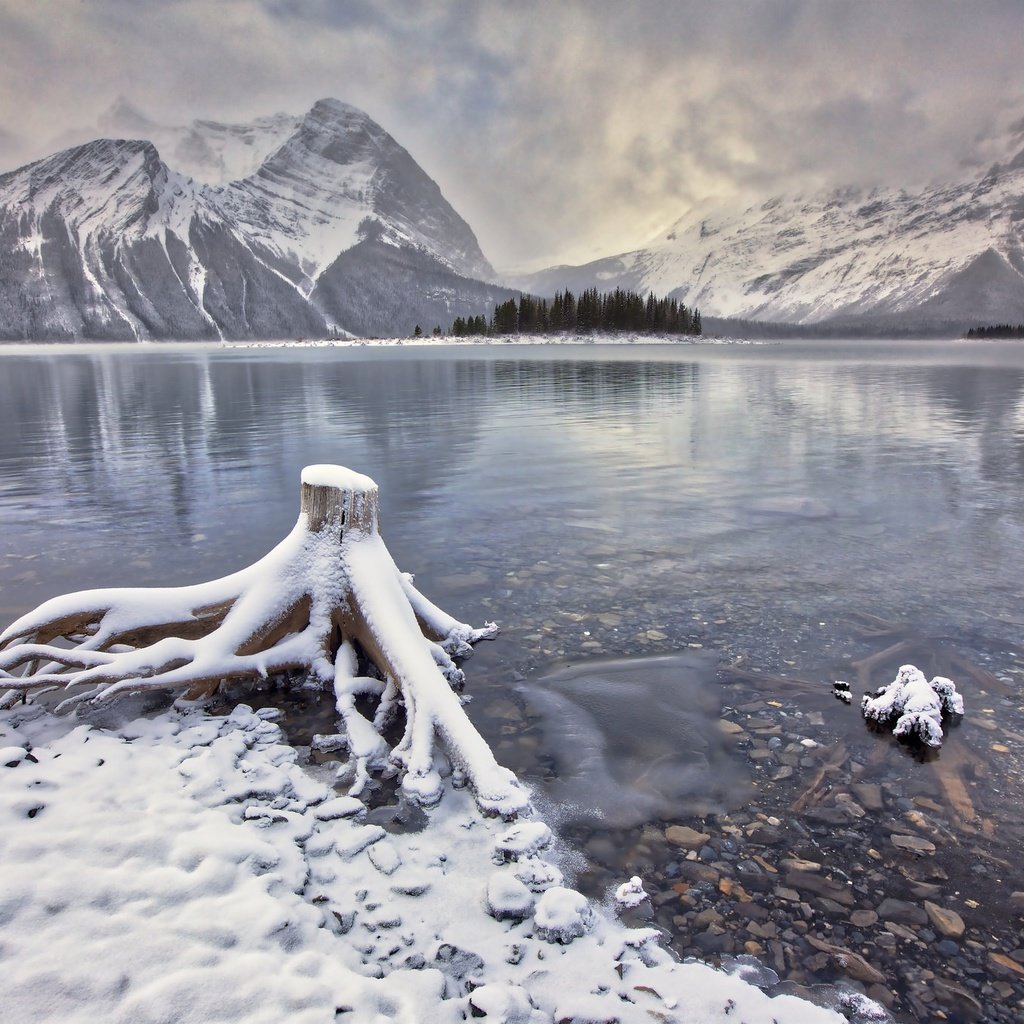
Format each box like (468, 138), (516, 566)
(1, 0), (1022, 271)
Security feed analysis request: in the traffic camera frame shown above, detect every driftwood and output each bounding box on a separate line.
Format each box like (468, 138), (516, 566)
(0, 465), (527, 817)
(848, 612), (1012, 698)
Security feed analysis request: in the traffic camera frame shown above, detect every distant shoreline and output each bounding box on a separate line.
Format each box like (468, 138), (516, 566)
(0, 333), (1013, 354)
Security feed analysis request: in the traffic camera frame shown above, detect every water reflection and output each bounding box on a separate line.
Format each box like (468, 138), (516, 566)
(1, 343), (1023, 650)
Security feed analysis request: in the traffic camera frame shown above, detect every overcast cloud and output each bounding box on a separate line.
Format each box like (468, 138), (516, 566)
(1, 0), (1022, 270)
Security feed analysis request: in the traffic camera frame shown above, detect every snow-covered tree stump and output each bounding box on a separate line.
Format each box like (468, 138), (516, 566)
(0, 466), (527, 816)
(861, 664), (964, 748)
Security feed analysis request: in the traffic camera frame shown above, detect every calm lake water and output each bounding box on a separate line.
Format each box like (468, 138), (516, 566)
(3, 341), (1022, 660)
(2, 340), (1024, 1017)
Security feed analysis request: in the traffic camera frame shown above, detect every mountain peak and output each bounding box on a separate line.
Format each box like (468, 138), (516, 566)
(25, 137), (163, 185)
(307, 97), (371, 121)
(0, 99), (501, 340)
(98, 97), (158, 136)
(296, 98), (390, 154)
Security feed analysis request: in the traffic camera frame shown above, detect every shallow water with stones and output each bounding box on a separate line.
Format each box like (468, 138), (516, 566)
(2, 340), (1024, 1022)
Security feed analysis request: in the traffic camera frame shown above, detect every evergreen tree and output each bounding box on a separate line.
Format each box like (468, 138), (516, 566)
(451, 287), (703, 340)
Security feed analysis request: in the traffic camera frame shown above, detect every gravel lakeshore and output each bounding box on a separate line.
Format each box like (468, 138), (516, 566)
(215, 625), (1024, 1024)
(473, 655), (1024, 1024)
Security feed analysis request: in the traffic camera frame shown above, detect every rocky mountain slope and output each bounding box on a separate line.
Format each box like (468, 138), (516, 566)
(0, 99), (511, 340)
(514, 118), (1024, 333)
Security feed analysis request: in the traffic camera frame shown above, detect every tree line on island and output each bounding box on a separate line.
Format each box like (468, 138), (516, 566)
(964, 324), (1024, 339)
(443, 288), (702, 338)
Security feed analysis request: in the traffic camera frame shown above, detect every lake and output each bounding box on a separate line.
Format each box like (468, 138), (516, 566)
(2, 339), (1023, 1020)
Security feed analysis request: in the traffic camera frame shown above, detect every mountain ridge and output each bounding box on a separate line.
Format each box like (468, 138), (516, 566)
(0, 99), (510, 340)
(511, 116), (1024, 332)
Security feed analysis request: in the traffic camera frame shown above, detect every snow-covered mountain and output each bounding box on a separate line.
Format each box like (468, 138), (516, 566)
(0, 99), (510, 340)
(515, 117), (1024, 332)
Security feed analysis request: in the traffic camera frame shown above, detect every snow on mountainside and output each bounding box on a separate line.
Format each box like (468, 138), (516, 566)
(515, 116), (1024, 332)
(0, 99), (509, 340)
(98, 98), (302, 185)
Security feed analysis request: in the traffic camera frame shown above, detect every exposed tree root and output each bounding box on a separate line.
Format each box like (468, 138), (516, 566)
(0, 465), (527, 817)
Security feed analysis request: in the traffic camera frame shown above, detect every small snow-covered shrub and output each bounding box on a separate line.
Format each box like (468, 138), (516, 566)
(861, 665), (964, 747)
(929, 675), (965, 715)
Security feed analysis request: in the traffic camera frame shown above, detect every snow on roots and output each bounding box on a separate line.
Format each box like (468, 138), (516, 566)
(861, 664), (964, 747)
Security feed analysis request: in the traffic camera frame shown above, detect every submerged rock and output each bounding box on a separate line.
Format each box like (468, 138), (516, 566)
(666, 825), (711, 849)
(924, 901), (966, 939)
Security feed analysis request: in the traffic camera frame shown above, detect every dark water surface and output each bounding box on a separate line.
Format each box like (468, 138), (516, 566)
(2, 340), (1024, 1019)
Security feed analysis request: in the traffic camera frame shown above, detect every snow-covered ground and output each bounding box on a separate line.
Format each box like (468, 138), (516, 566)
(0, 696), (883, 1023)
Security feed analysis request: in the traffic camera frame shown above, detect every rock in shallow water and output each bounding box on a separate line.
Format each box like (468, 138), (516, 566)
(517, 654), (750, 828)
(924, 900), (966, 939)
(666, 825), (711, 849)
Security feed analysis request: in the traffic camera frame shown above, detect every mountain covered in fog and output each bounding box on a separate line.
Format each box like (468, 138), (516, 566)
(514, 117), (1024, 334)
(0, 99), (513, 340)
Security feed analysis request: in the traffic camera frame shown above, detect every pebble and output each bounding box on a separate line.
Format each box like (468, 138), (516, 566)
(988, 952), (1024, 978)
(665, 825), (710, 849)
(877, 897), (928, 926)
(779, 857), (822, 874)
(924, 900), (966, 939)
(784, 870), (855, 907)
(805, 936), (886, 984)
(851, 909), (878, 928)
(890, 834), (936, 855)
(851, 786), (884, 811)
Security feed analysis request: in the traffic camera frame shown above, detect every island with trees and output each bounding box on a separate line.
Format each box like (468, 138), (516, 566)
(449, 287), (702, 338)
(964, 324), (1024, 339)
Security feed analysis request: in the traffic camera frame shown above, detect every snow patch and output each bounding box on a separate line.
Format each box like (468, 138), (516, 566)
(0, 697), (860, 1023)
(301, 464), (378, 492)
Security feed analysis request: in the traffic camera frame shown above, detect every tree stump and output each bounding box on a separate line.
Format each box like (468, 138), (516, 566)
(0, 465), (527, 816)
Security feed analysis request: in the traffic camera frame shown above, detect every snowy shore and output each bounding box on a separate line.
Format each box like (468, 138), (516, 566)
(0, 696), (883, 1023)
(221, 333), (763, 349)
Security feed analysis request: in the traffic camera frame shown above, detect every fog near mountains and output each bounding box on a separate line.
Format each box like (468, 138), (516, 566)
(1, 0), (1023, 270)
